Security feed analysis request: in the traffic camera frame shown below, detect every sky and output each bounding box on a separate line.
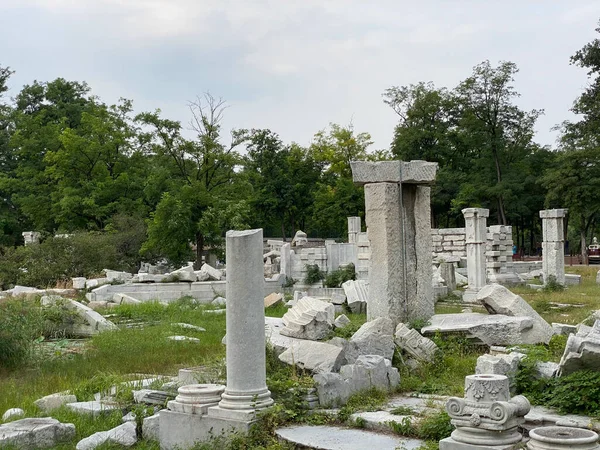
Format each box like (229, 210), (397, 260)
(1, 0), (599, 151)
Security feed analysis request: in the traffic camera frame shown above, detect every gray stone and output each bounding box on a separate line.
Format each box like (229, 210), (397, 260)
(476, 353), (525, 391)
(334, 314), (351, 329)
(528, 426), (599, 450)
(565, 273), (582, 286)
(350, 160), (437, 185)
(167, 335), (200, 343)
(462, 208), (489, 302)
(394, 323), (438, 362)
(331, 292), (346, 305)
(34, 392), (77, 413)
(340, 355), (398, 393)
(265, 316), (304, 355)
(342, 279), (368, 313)
(313, 372), (349, 407)
(280, 296), (334, 340)
(346, 317), (395, 364)
(422, 313), (539, 346)
(0, 418), (75, 449)
(211, 296), (226, 306)
(199, 263), (222, 281)
(2, 408), (24, 421)
(534, 361), (559, 379)
(171, 323), (206, 332)
(66, 400), (123, 416)
(540, 209), (568, 286)
(169, 265), (196, 282)
(72, 277), (87, 289)
(132, 389), (175, 405)
(477, 284), (554, 344)
(112, 293), (141, 305)
(85, 278), (109, 289)
(275, 424), (423, 450)
(76, 421), (137, 449)
(559, 320), (600, 376)
(42, 298), (118, 337)
(122, 412), (136, 422)
(104, 270), (133, 283)
(439, 262), (457, 291)
(142, 413), (160, 440)
(279, 340), (345, 373)
(552, 323), (577, 336)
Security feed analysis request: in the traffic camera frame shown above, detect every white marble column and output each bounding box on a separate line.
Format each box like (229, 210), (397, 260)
(347, 217), (361, 244)
(462, 208), (489, 302)
(211, 229), (273, 419)
(351, 160), (437, 325)
(540, 209), (568, 286)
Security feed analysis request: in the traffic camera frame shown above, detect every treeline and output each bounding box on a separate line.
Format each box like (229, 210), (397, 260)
(0, 22), (599, 272)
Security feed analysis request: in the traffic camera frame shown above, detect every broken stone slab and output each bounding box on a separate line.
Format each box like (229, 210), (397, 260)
(142, 413), (160, 440)
(42, 297), (118, 336)
(280, 296), (334, 340)
(85, 278), (109, 289)
(34, 392), (77, 413)
(422, 313), (538, 346)
(2, 408), (25, 421)
(202, 308), (226, 315)
(211, 296), (226, 306)
(559, 320), (600, 376)
(534, 361), (559, 379)
(0, 418), (75, 449)
(169, 265), (196, 282)
(552, 323), (578, 336)
(331, 292), (347, 305)
(264, 292), (284, 308)
(167, 335), (200, 343)
(350, 160), (437, 186)
(455, 271), (468, 287)
(394, 323), (438, 363)
(72, 277), (87, 289)
(265, 316), (306, 355)
(137, 273), (164, 283)
(171, 323), (206, 332)
(198, 263), (222, 281)
(476, 352), (526, 391)
(345, 317), (395, 364)
(104, 270), (133, 283)
(342, 279), (368, 313)
(334, 314), (351, 329)
(279, 340), (345, 373)
(76, 421), (137, 450)
(477, 284), (554, 344)
(132, 389), (175, 405)
(66, 400), (123, 417)
(565, 273), (582, 286)
(439, 262), (457, 291)
(112, 293), (141, 305)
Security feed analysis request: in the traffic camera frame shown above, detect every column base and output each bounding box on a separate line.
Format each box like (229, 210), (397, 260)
(439, 437), (522, 450)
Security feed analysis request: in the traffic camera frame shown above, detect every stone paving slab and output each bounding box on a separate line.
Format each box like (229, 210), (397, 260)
(275, 425), (424, 449)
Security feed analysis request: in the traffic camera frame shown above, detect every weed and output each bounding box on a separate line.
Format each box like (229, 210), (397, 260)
(304, 264), (324, 285)
(323, 263), (356, 288)
(0, 297), (44, 368)
(543, 275), (565, 293)
(338, 387), (388, 422)
(390, 405), (416, 416)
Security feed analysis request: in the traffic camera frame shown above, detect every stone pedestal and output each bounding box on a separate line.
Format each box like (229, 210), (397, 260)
(440, 374), (530, 450)
(527, 426), (599, 450)
(351, 160), (437, 325)
(462, 208), (489, 303)
(540, 209), (567, 286)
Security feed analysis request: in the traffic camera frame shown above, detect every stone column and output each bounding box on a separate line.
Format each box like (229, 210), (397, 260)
(210, 229), (273, 419)
(347, 217), (361, 244)
(351, 160), (437, 325)
(280, 243), (291, 278)
(462, 208), (489, 302)
(540, 209), (568, 286)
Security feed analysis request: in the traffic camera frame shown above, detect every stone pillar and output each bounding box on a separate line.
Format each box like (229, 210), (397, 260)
(280, 243), (291, 278)
(210, 229), (273, 420)
(351, 160), (437, 325)
(440, 374), (530, 450)
(347, 217), (361, 244)
(463, 208), (489, 302)
(540, 209), (568, 286)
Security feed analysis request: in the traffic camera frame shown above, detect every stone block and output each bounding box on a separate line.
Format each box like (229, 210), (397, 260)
(0, 418), (75, 449)
(279, 340), (345, 373)
(394, 323), (438, 362)
(2, 408), (24, 421)
(534, 361), (559, 379)
(280, 297), (334, 340)
(66, 401), (123, 416)
(334, 314), (351, 329)
(72, 277), (86, 289)
(112, 293), (141, 305)
(346, 317), (395, 363)
(351, 160), (437, 186)
(170, 265), (197, 282)
(477, 284), (554, 344)
(199, 263), (222, 281)
(76, 421), (137, 449)
(264, 292), (284, 308)
(559, 320), (600, 375)
(34, 392), (77, 413)
(475, 353), (525, 390)
(552, 323), (577, 336)
(142, 413), (160, 440)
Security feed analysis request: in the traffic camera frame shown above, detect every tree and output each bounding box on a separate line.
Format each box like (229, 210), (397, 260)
(138, 94), (247, 267)
(0, 65), (18, 245)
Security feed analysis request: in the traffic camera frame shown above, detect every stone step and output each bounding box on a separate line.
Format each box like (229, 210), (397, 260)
(275, 425), (424, 450)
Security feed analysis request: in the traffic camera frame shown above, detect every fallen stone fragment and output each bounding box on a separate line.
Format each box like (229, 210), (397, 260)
(41, 298), (117, 336)
(2, 408), (24, 421)
(72, 277), (87, 289)
(331, 292), (346, 305)
(65, 401), (123, 417)
(169, 265), (196, 282)
(394, 323), (438, 362)
(112, 293), (141, 305)
(280, 297), (334, 340)
(264, 292), (284, 308)
(477, 284), (554, 344)
(334, 314), (351, 329)
(559, 320), (600, 376)
(534, 361), (559, 379)
(171, 323), (206, 332)
(552, 323), (577, 336)
(132, 389), (175, 405)
(142, 413), (160, 440)
(345, 317), (395, 364)
(104, 270), (133, 283)
(76, 421), (137, 450)
(211, 296), (226, 306)
(199, 263), (222, 281)
(342, 279), (368, 313)
(34, 392), (77, 413)
(279, 340), (345, 373)
(0, 418), (75, 449)
(476, 352), (525, 391)
(167, 335), (200, 343)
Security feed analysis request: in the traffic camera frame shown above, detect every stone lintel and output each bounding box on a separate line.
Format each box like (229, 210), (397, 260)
(461, 208), (490, 219)
(539, 209), (568, 219)
(351, 160), (437, 186)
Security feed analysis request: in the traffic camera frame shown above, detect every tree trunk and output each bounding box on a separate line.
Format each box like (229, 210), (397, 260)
(581, 214), (587, 264)
(195, 232), (204, 270)
(281, 220), (286, 242)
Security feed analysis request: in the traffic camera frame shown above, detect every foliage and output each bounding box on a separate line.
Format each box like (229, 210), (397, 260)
(324, 263), (356, 288)
(387, 410), (453, 442)
(542, 275), (565, 293)
(0, 297), (44, 368)
(337, 387), (388, 422)
(304, 264), (325, 285)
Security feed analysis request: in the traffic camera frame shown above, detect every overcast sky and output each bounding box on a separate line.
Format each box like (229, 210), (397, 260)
(1, 1), (599, 151)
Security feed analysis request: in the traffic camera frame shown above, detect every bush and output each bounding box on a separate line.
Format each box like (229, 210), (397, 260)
(324, 263), (356, 288)
(304, 264), (325, 285)
(0, 298), (44, 368)
(543, 275), (565, 292)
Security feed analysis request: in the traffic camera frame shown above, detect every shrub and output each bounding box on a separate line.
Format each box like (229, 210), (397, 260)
(0, 298), (44, 368)
(304, 264), (324, 285)
(324, 263), (356, 288)
(543, 275), (565, 292)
